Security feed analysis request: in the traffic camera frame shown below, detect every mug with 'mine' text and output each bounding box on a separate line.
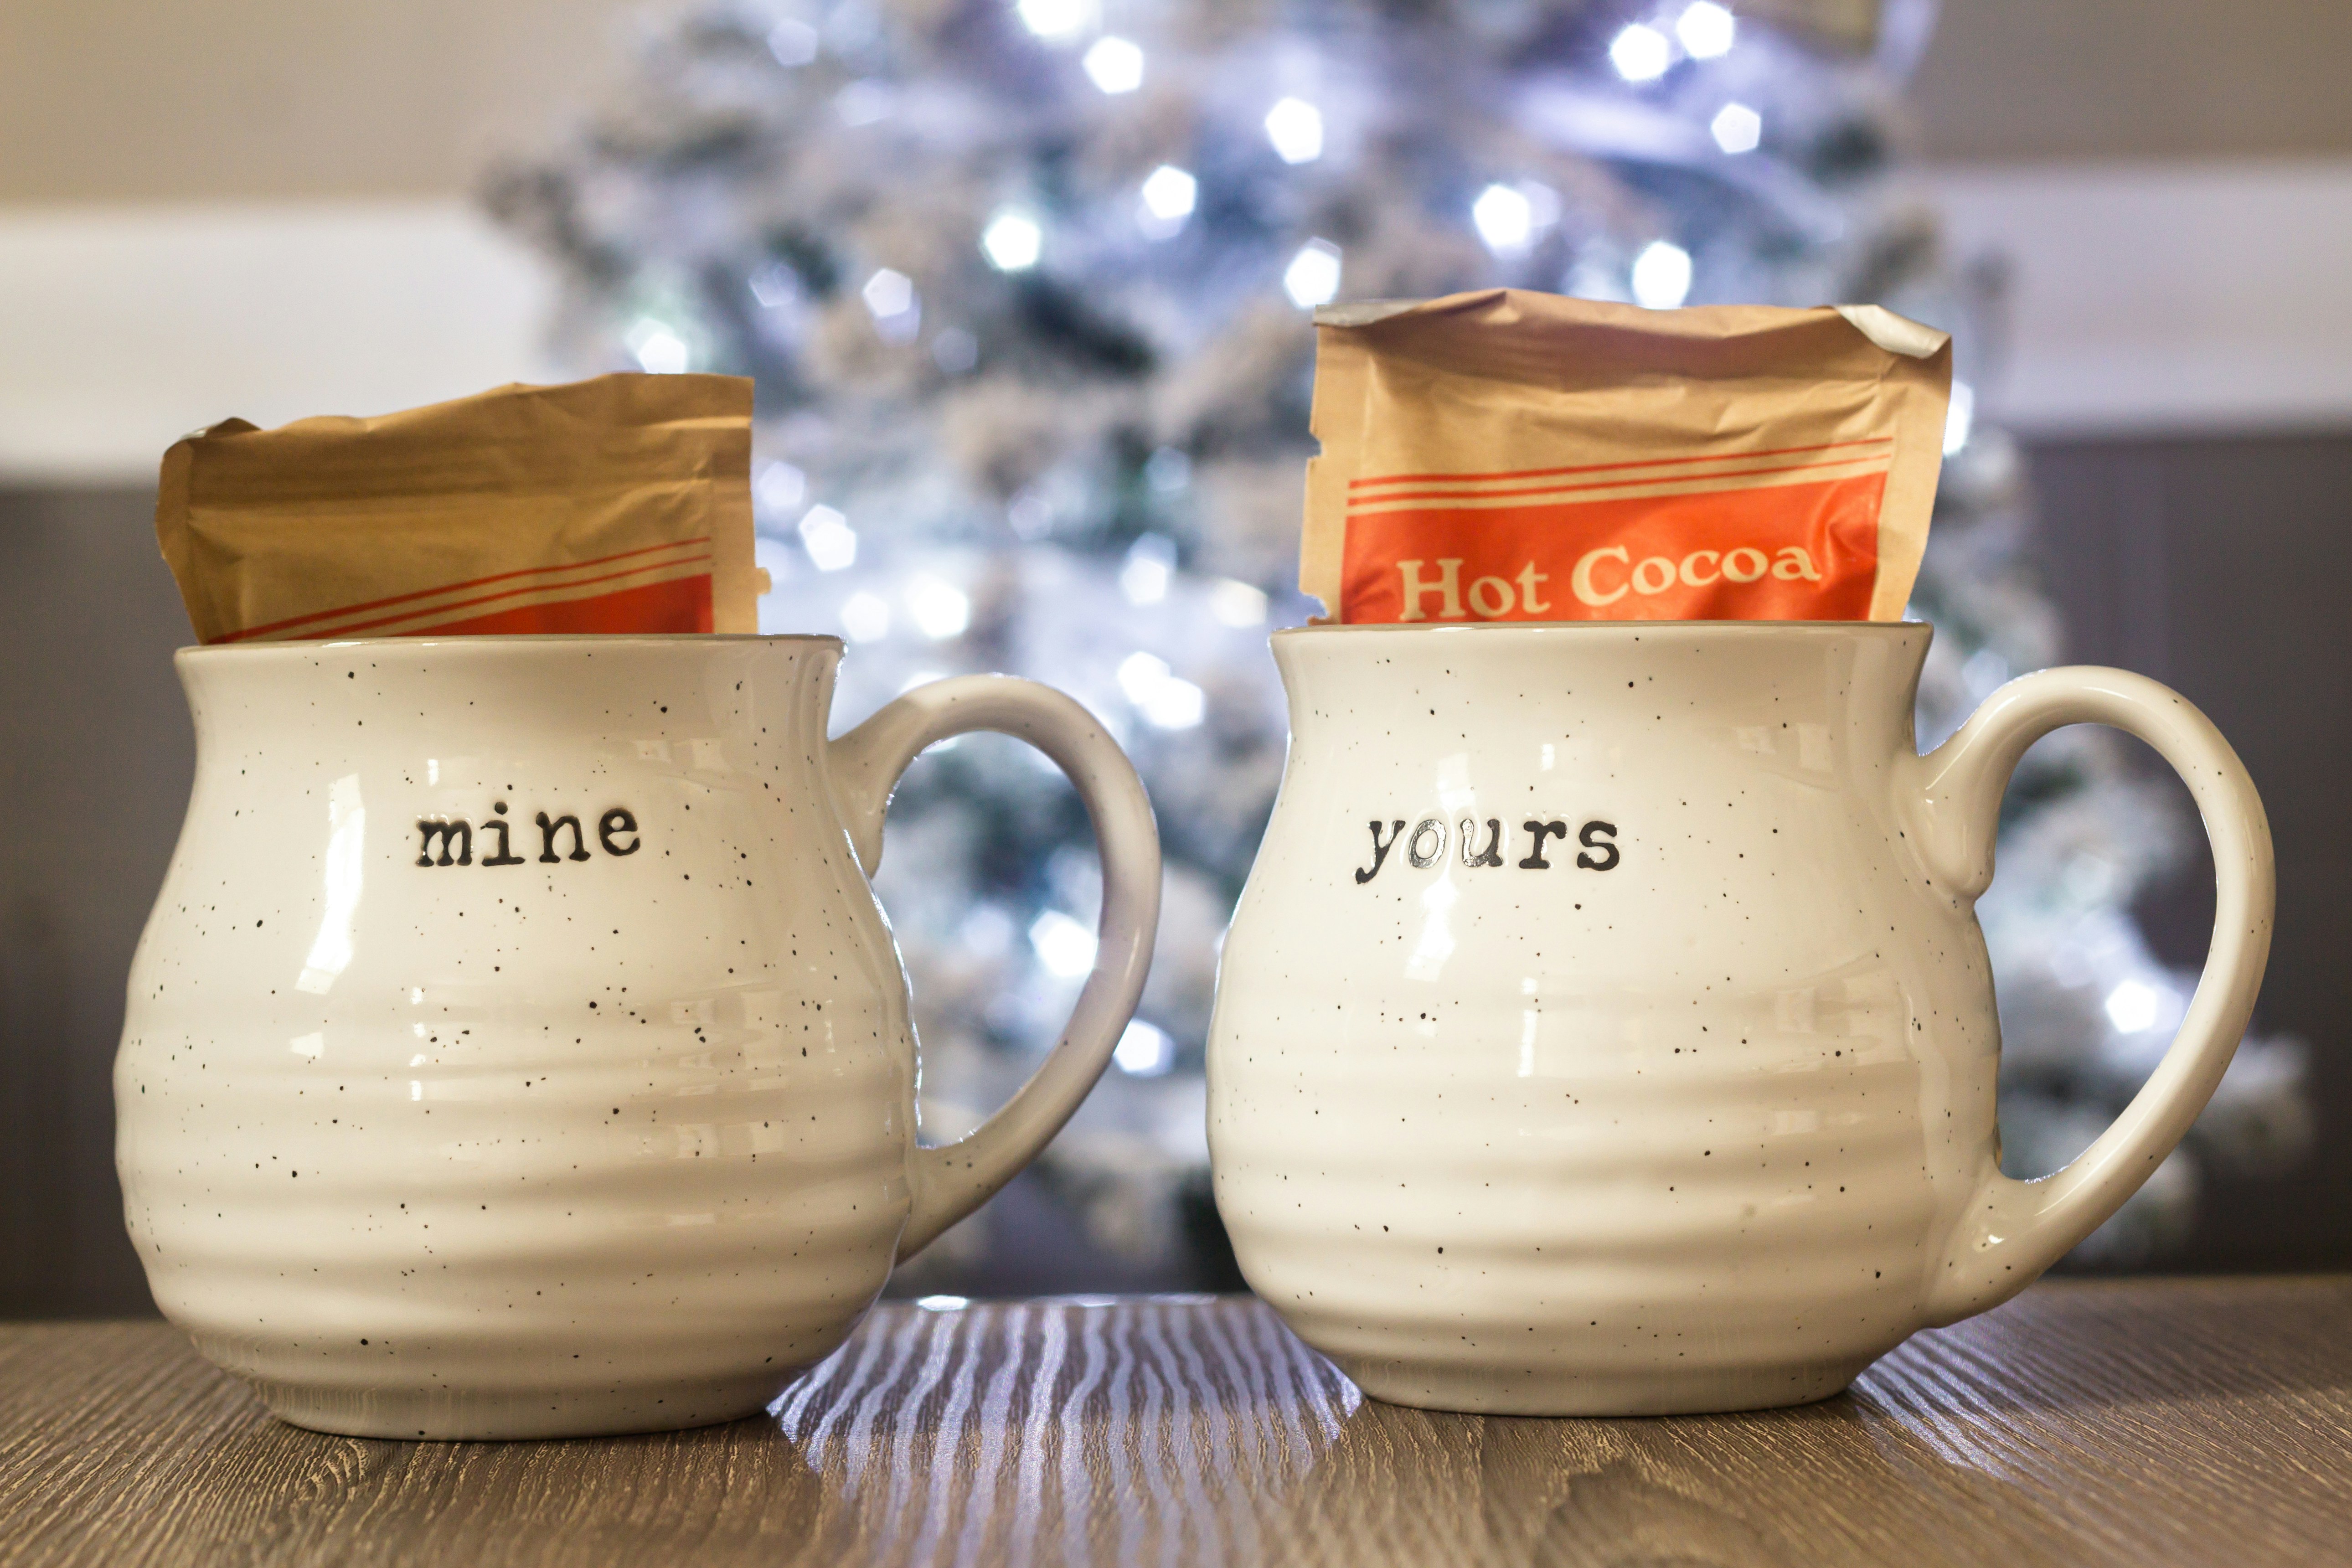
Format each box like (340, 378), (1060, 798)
(118, 634), (1160, 1439)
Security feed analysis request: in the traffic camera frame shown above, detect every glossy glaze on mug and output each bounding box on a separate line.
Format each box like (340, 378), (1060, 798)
(117, 635), (1158, 1439)
(1207, 622), (2271, 1416)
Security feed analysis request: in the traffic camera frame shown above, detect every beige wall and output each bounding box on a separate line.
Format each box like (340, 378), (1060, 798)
(1910, 0), (2352, 163)
(0, 0), (662, 203)
(1, 0), (2350, 206)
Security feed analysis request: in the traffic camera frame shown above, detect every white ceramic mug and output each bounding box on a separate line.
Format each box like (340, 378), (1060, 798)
(1208, 622), (2271, 1416)
(116, 634), (1160, 1439)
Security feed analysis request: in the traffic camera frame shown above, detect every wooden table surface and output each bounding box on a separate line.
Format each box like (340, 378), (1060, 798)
(4, 1278), (2348, 1567)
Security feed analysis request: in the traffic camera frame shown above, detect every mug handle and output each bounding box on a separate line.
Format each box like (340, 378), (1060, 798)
(1903, 666), (2273, 1326)
(827, 675), (1162, 1259)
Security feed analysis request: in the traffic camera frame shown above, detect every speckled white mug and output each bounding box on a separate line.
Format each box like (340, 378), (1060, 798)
(116, 635), (1159, 1439)
(1209, 622), (2272, 1415)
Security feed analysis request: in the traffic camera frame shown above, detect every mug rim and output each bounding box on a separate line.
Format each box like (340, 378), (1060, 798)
(176, 632), (846, 659)
(1273, 619), (1928, 640)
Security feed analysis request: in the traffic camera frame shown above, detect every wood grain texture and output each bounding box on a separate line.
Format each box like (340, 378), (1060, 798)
(3, 1278), (2348, 1567)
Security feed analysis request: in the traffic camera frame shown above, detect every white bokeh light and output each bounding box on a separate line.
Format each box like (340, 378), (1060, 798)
(839, 590), (891, 642)
(1471, 183), (1533, 253)
(747, 262), (800, 309)
(1119, 535), (1174, 604)
(1118, 651), (1206, 729)
(1118, 650), (1171, 702)
(1283, 238), (1342, 308)
(1677, 1), (1737, 58)
(798, 505), (857, 571)
(754, 460), (806, 516)
(1630, 240), (1693, 309)
(1134, 165), (1195, 236)
(1119, 557), (1169, 604)
(982, 211), (1042, 271)
(1609, 24), (1671, 82)
(1114, 1020), (1175, 1075)
(1147, 679), (1205, 729)
(626, 321), (689, 374)
(1264, 97), (1324, 164)
(1082, 36), (1144, 92)
(862, 267), (916, 320)
(905, 576), (971, 639)
(1945, 380), (1976, 455)
(1710, 101), (1762, 154)
(1015, 0), (1093, 41)
(1210, 578), (1269, 627)
(1030, 909), (1099, 978)
(767, 19), (818, 65)
(2104, 978), (2163, 1034)
(835, 80), (890, 126)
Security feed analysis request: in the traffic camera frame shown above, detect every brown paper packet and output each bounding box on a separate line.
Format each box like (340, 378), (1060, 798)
(1302, 290), (1951, 624)
(157, 374), (759, 643)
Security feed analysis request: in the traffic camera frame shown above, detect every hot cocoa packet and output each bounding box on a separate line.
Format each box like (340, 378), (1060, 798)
(157, 374), (759, 643)
(1302, 290), (1951, 623)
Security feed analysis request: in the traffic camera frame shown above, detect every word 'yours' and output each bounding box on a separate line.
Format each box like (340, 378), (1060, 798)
(1357, 817), (1618, 883)
(416, 803), (641, 867)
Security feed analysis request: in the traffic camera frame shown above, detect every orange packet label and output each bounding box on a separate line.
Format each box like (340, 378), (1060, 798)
(156, 374), (758, 644)
(1303, 291), (1951, 624)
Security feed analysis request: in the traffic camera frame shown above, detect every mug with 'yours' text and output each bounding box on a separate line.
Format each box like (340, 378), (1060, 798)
(1208, 620), (2271, 1416)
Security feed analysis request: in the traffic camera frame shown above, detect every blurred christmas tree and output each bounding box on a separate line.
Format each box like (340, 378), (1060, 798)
(491, 0), (2308, 1284)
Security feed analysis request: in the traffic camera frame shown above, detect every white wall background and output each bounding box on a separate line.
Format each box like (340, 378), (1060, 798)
(0, 204), (555, 483)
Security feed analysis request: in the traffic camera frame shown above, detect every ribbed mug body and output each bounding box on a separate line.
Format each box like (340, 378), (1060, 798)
(116, 635), (915, 1438)
(1208, 622), (2000, 1414)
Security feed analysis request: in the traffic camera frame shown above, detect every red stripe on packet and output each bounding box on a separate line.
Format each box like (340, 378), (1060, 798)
(1344, 438), (1894, 493)
(215, 537), (715, 643)
(237, 554), (715, 641)
(1345, 454), (1887, 513)
(400, 574), (716, 637)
